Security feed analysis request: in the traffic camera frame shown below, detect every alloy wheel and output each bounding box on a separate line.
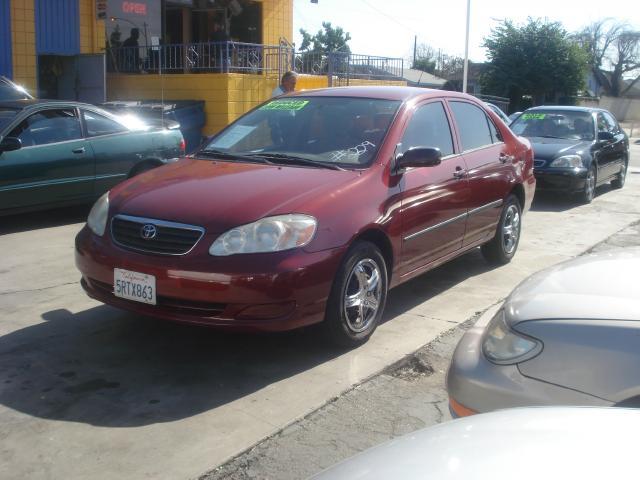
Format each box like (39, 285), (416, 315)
(502, 205), (520, 255)
(343, 258), (382, 333)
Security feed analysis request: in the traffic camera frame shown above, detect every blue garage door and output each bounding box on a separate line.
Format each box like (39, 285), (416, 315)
(0, 0), (12, 77)
(35, 0), (80, 55)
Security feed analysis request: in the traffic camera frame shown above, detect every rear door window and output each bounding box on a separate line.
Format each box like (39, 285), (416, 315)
(83, 110), (128, 137)
(449, 101), (493, 151)
(400, 101), (454, 156)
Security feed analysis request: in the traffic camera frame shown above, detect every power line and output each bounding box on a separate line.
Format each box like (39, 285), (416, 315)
(358, 0), (415, 33)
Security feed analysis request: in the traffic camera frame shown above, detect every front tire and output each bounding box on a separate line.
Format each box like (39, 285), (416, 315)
(324, 242), (388, 348)
(580, 164), (596, 203)
(481, 195), (521, 266)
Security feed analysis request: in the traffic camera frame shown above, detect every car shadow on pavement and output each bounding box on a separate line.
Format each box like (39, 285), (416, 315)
(383, 247), (493, 321)
(530, 186), (610, 213)
(0, 205), (90, 235)
(0, 306), (339, 428)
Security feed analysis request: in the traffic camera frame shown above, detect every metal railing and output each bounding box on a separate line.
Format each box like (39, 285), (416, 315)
(107, 42), (404, 86)
(294, 51), (404, 86)
(107, 42), (293, 76)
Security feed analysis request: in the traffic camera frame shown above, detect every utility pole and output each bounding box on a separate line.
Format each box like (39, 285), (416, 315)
(413, 35), (417, 68)
(462, 0), (470, 93)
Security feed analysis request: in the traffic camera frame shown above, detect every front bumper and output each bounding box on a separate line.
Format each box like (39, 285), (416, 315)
(446, 306), (609, 417)
(533, 167), (588, 193)
(75, 226), (346, 331)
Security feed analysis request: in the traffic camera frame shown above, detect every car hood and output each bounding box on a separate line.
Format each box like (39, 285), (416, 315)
(110, 158), (358, 232)
(504, 248), (640, 325)
(312, 407), (640, 479)
(527, 137), (592, 161)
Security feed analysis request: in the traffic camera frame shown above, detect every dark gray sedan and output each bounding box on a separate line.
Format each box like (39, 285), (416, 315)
(510, 106), (629, 203)
(447, 248), (640, 417)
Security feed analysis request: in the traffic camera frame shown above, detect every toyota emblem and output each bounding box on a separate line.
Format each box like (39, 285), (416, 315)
(141, 224), (157, 239)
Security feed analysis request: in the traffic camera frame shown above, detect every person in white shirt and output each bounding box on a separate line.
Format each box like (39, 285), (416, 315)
(271, 71), (298, 97)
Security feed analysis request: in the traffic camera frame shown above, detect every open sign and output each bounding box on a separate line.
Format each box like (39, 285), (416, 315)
(122, 1), (147, 15)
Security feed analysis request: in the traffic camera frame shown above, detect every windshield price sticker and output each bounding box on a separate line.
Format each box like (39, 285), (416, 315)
(260, 99), (310, 111)
(522, 113), (546, 120)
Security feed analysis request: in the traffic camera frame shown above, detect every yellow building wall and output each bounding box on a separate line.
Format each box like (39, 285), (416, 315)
(10, 0), (36, 92)
(79, 0), (105, 55)
(261, 0), (293, 46)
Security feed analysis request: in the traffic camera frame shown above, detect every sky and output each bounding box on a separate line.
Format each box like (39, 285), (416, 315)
(293, 0), (640, 65)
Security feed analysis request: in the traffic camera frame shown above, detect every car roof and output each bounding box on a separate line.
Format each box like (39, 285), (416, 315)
(506, 248), (640, 323)
(287, 86), (477, 102)
(525, 105), (605, 114)
(0, 99), (96, 110)
(312, 407), (640, 479)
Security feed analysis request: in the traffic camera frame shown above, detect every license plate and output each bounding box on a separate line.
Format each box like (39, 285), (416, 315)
(114, 268), (156, 305)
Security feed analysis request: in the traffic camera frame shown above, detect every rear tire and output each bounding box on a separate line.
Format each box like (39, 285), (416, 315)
(611, 160), (627, 189)
(323, 242), (388, 348)
(481, 195), (521, 266)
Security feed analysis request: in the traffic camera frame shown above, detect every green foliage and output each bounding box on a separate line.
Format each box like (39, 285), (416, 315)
(299, 22), (351, 54)
(413, 58), (436, 74)
(481, 18), (588, 109)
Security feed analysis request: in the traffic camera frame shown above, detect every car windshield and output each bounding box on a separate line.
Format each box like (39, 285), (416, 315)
(201, 97), (402, 168)
(0, 108), (18, 131)
(510, 110), (595, 141)
(0, 82), (31, 101)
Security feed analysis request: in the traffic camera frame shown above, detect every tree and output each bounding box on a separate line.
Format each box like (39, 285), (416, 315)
(575, 19), (640, 97)
(297, 22), (351, 75)
(299, 22), (351, 54)
(481, 18), (587, 109)
(412, 43), (437, 73)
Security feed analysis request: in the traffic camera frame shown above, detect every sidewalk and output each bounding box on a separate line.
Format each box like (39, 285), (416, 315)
(202, 222), (640, 479)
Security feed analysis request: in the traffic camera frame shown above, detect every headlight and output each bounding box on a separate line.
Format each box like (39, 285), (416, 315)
(209, 214), (317, 256)
(482, 309), (542, 364)
(549, 155), (583, 168)
(87, 192), (109, 236)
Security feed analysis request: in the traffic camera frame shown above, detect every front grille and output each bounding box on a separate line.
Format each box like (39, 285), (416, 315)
(534, 159), (546, 168)
(111, 214), (204, 255)
(86, 278), (227, 317)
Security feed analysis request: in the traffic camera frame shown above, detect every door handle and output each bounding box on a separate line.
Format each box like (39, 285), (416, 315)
(453, 167), (467, 179)
(72, 147), (85, 154)
(499, 153), (513, 163)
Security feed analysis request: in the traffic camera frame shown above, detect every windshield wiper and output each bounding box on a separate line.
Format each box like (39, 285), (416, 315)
(251, 153), (345, 171)
(197, 149), (274, 165)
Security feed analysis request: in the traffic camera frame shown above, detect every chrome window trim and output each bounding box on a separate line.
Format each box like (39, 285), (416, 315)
(110, 214), (205, 256)
(403, 199), (504, 241)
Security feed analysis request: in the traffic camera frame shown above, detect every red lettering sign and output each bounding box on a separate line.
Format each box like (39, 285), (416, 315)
(122, 1), (147, 15)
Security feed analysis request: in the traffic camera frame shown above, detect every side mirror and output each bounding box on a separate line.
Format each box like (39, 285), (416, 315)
(597, 131), (614, 142)
(0, 137), (22, 153)
(396, 147), (442, 171)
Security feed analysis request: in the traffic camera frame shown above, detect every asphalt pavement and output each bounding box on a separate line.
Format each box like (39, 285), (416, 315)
(0, 144), (639, 479)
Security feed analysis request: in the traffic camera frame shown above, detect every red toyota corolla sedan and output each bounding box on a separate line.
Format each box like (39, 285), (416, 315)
(76, 87), (535, 346)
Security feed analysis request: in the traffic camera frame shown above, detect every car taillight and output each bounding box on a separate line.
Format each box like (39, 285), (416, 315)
(179, 139), (186, 153)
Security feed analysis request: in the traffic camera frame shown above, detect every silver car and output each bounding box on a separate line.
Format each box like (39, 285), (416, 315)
(447, 248), (640, 417)
(312, 407), (639, 479)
